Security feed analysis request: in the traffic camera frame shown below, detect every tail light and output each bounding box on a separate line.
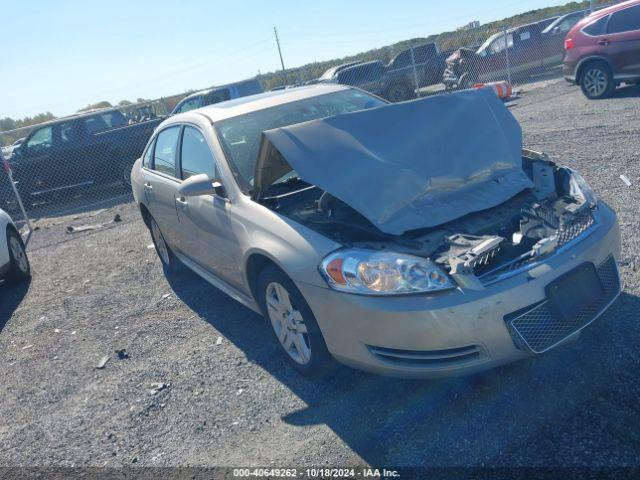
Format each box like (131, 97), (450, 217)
(564, 38), (574, 50)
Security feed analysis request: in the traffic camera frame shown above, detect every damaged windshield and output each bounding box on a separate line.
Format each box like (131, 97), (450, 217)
(215, 90), (386, 192)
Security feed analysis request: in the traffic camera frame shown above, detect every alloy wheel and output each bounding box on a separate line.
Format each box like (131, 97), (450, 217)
(265, 281), (311, 365)
(150, 219), (170, 265)
(583, 68), (607, 97)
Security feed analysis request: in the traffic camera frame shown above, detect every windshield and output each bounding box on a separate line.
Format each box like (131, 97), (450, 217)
(215, 89), (386, 192)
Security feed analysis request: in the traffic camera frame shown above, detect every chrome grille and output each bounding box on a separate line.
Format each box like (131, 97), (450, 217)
(506, 256), (620, 353)
(557, 210), (595, 247)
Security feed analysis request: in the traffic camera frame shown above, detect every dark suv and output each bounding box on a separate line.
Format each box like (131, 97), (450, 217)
(563, 0), (640, 99)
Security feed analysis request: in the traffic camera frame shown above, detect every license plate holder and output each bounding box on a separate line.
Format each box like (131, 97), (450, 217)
(545, 262), (603, 320)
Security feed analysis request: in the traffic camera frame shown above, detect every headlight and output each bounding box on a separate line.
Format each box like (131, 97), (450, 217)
(320, 248), (455, 295)
(569, 170), (598, 207)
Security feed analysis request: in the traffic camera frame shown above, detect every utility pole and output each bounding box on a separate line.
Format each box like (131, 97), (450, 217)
(274, 27), (287, 86)
(589, 0), (594, 13)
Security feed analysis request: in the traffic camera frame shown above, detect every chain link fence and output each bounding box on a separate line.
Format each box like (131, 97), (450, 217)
(0, 2), (611, 226)
(0, 99), (171, 220)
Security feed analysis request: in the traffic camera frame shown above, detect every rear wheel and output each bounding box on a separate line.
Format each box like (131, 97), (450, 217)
(256, 265), (334, 377)
(148, 216), (180, 274)
(6, 228), (30, 281)
(580, 61), (614, 99)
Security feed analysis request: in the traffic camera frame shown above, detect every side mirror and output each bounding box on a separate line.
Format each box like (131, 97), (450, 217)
(178, 173), (225, 197)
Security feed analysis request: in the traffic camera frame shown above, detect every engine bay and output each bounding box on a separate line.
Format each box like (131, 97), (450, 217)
(261, 150), (597, 287)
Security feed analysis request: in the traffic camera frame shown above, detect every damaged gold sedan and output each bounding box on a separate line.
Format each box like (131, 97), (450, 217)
(132, 84), (621, 377)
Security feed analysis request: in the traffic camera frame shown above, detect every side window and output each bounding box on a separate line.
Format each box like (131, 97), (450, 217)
(153, 127), (180, 176)
(489, 34), (514, 54)
(84, 115), (108, 134)
(101, 112), (126, 129)
(142, 138), (155, 168)
(207, 89), (231, 105)
(392, 51), (411, 69)
(583, 16), (608, 36)
(59, 122), (77, 144)
(180, 127), (217, 180)
(26, 126), (53, 148)
(608, 6), (640, 34)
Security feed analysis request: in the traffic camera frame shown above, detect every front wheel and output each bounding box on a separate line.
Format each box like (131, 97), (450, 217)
(256, 265), (334, 377)
(580, 62), (615, 99)
(6, 228), (30, 282)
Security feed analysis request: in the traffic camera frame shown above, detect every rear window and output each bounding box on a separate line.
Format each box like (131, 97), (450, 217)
(583, 16), (608, 36)
(206, 89), (231, 105)
(607, 5), (640, 34)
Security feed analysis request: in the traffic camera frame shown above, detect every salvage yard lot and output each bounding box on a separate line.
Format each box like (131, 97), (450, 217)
(1, 79), (639, 468)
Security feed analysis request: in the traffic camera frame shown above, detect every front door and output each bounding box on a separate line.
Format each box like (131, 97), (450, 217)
(175, 125), (244, 288)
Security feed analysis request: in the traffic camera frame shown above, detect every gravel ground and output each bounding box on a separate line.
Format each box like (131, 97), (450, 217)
(1, 79), (639, 470)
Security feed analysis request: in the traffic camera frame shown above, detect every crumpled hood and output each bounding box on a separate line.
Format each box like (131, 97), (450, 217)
(254, 88), (533, 235)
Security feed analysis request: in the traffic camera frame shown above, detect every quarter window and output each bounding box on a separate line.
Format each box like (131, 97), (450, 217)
(608, 5), (640, 34)
(180, 127), (217, 180)
(26, 126), (53, 148)
(153, 127), (180, 176)
(583, 16), (608, 36)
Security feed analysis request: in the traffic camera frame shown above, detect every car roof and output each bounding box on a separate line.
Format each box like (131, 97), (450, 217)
(572, 0), (638, 32)
(586, 0), (638, 19)
(168, 84), (352, 124)
(179, 78), (263, 102)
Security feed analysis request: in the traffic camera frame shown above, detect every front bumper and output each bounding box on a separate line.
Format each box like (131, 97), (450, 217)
(298, 202), (621, 378)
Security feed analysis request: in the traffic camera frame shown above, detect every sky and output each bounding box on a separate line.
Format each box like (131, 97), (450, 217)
(0, 0), (571, 119)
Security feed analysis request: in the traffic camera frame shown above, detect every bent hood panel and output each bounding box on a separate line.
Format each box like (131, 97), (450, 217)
(258, 88), (533, 235)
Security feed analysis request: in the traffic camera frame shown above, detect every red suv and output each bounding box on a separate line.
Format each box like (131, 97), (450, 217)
(563, 0), (640, 99)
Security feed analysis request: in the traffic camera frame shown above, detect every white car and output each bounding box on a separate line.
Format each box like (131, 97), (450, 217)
(0, 208), (30, 283)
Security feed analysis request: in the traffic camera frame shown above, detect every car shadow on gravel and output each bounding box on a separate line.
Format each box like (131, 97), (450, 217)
(605, 84), (640, 100)
(0, 279), (30, 333)
(168, 267), (640, 467)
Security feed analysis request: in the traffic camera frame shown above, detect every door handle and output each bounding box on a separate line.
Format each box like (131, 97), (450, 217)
(144, 181), (153, 189)
(176, 196), (188, 205)
(597, 39), (610, 45)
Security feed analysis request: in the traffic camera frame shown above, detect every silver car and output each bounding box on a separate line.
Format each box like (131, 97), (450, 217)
(131, 84), (621, 378)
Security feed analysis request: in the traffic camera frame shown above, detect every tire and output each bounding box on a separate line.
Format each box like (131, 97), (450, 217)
(148, 216), (181, 275)
(6, 227), (30, 282)
(385, 82), (414, 102)
(458, 73), (474, 90)
(121, 163), (133, 189)
(580, 61), (615, 99)
(256, 264), (334, 377)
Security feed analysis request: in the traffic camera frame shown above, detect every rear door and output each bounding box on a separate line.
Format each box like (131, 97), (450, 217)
(141, 125), (182, 247)
(604, 5), (640, 78)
